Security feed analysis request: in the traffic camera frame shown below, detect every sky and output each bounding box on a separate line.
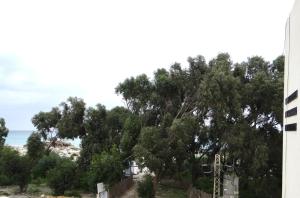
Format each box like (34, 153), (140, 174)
(0, 0), (295, 130)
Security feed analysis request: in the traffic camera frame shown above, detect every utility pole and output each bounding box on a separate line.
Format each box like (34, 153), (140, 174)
(213, 154), (221, 198)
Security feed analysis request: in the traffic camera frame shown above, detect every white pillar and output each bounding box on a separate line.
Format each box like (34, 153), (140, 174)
(283, 1), (300, 197)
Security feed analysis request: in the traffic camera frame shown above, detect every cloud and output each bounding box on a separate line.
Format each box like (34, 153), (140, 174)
(0, 0), (295, 130)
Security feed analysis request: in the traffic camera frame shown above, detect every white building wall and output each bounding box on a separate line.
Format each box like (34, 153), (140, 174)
(283, 0), (300, 197)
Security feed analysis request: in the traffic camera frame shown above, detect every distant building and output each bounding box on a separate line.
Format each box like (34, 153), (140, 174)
(283, 0), (300, 197)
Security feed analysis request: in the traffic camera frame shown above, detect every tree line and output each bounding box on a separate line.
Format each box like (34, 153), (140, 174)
(0, 53), (284, 198)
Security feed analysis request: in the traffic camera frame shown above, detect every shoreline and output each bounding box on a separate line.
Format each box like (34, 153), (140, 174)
(6, 140), (81, 160)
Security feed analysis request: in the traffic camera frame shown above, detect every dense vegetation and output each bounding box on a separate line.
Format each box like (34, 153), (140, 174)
(0, 53), (284, 198)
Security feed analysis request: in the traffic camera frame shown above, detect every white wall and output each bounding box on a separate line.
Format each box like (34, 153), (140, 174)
(283, 0), (300, 197)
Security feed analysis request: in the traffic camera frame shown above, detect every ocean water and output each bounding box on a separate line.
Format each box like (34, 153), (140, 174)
(5, 130), (81, 148)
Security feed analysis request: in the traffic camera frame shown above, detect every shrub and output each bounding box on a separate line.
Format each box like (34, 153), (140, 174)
(32, 152), (60, 179)
(0, 191), (10, 196)
(31, 177), (46, 185)
(0, 173), (13, 186)
(27, 186), (41, 194)
(0, 147), (16, 185)
(13, 156), (31, 192)
(47, 158), (76, 195)
(88, 146), (124, 191)
(0, 146), (31, 192)
(137, 175), (155, 198)
(193, 176), (213, 194)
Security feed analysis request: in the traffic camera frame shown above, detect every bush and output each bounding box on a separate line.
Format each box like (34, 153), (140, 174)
(47, 158), (76, 195)
(88, 146), (124, 191)
(0, 174), (13, 186)
(32, 152), (60, 179)
(31, 177), (46, 185)
(0, 146), (31, 192)
(137, 175), (155, 198)
(13, 156), (31, 192)
(193, 176), (213, 194)
(27, 186), (41, 194)
(0, 147), (18, 185)
(0, 191), (10, 196)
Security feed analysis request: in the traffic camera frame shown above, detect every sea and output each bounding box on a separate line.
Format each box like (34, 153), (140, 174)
(6, 130), (81, 148)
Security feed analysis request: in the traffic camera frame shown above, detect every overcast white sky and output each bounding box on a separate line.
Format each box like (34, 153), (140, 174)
(0, 0), (295, 130)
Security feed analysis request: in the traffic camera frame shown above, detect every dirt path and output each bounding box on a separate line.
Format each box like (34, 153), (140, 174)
(120, 184), (138, 198)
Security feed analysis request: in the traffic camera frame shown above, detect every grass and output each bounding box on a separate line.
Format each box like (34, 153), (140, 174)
(156, 184), (187, 198)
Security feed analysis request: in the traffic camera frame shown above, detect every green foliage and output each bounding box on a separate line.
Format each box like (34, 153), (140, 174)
(27, 53), (284, 197)
(134, 127), (169, 179)
(119, 53), (283, 197)
(120, 115), (141, 161)
(27, 132), (45, 161)
(169, 116), (199, 175)
(88, 146), (124, 189)
(13, 156), (32, 192)
(0, 147), (31, 192)
(0, 118), (9, 148)
(194, 177), (213, 194)
(106, 106), (131, 146)
(32, 107), (61, 140)
(57, 97), (86, 138)
(78, 105), (132, 171)
(78, 104), (109, 170)
(0, 147), (16, 185)
(32, 97), (86, 146)
(116, 74), (153, 113)
(47, 158), (77, 195)
(0, 174), (11, 186)
(156, 183), (187, 198)
(32, 152), (61, 179)
(27, 185), (41, 194)
(137, 175), (155, 198)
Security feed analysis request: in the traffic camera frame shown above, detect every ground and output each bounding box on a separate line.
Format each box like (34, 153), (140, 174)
(120, 183), (187, 198)
(0, 181), (187, 198)
(156, 184), (187, 198)
(120, 184), (138, 198)
(0, 185), (94, 198)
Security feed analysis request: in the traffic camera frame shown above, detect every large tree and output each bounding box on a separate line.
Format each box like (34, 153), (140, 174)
(32, 97), (86, 151)
(29, 53), (283, 198)
(117, 53), (284, 198)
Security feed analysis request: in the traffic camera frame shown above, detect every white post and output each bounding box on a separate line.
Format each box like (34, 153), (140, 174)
(97, 183), (108, 198)
(283, 1), (300, 198)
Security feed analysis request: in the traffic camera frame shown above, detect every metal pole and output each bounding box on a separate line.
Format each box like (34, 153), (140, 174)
(213, 154), (221, 198)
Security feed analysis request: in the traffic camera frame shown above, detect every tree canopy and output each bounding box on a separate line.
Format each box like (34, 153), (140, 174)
(28, 53), (284, 198)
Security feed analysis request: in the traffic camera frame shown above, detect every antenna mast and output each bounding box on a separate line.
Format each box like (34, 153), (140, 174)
(213, 154), (221, 198)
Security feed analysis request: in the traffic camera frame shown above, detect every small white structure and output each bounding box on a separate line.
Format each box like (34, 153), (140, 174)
(97, 183), (108, 198)
(283, 0), (300, 197)
(124, 161), (140, 176)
